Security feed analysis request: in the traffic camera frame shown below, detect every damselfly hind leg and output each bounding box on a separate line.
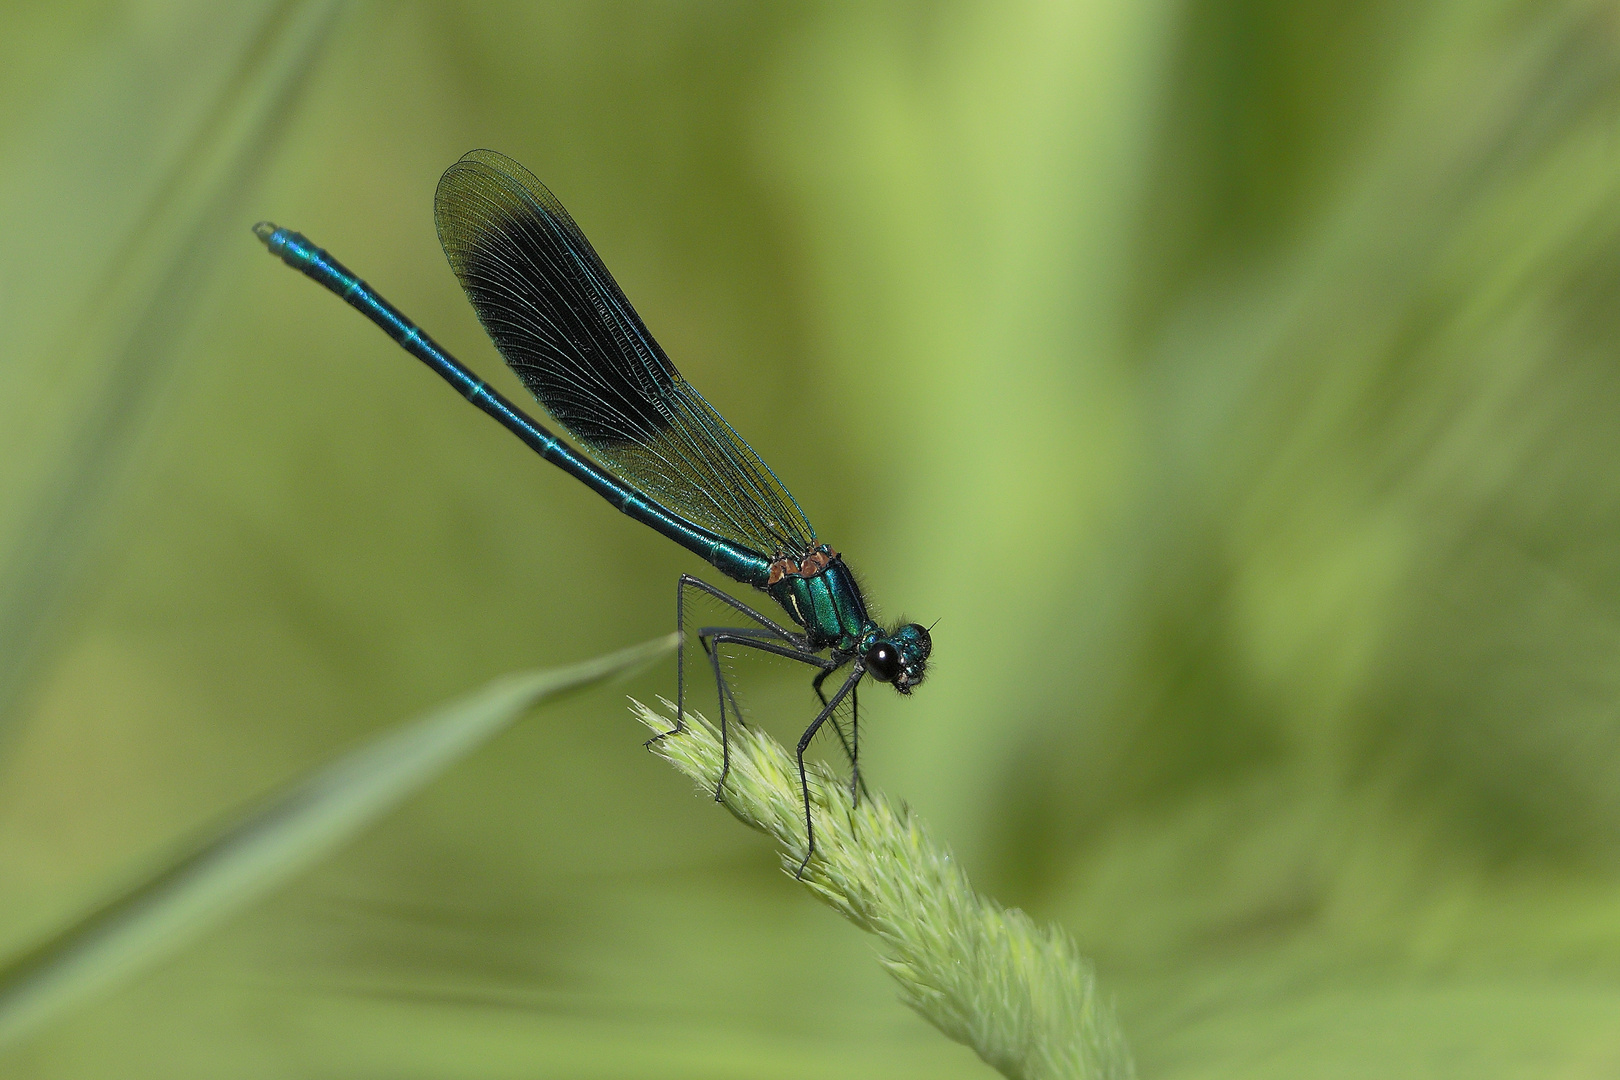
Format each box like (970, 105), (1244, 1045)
(701, 626), (788, 795)
(701, 628), (835, 802)
(672, 574), (870, 875)
(673, 575), (829, 799)
(662, 573), (803, 744)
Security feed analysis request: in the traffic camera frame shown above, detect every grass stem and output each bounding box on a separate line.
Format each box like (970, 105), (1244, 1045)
(634, 700), (1134, 1080)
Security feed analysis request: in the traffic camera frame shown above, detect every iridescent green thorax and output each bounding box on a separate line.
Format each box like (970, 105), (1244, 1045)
(767, 546), (871, 651)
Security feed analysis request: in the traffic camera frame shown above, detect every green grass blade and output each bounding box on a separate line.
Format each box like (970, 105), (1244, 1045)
(637, 699), (1133, 1080)
(0, 634), (674, 1053)
(0, 0), (340, 737)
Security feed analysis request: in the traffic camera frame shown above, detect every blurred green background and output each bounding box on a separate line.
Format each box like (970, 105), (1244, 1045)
(5, 1), (1620, 1076)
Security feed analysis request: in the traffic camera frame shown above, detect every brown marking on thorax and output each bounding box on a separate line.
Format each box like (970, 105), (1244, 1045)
(767, 544), (839, 585)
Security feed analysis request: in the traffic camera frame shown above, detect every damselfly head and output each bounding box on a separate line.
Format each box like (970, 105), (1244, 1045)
(862, 622), (932, 694)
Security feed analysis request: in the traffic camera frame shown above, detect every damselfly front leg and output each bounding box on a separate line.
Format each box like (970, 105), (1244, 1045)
(700, 625), (865, 793)
(793, 666), (864, 877)
(813, 668), (869, 804)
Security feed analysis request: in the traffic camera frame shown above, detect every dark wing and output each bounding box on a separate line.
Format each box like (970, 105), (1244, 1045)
(434, 149), (815, 559)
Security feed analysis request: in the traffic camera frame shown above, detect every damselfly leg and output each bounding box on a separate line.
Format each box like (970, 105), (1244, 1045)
(671, 574), (866, 870)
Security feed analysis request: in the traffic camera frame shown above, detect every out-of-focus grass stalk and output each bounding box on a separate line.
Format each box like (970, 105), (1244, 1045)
(0, 1), (340, 738)
(0, 637), (674, 1055)
(635, 701), (1133, 1080)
